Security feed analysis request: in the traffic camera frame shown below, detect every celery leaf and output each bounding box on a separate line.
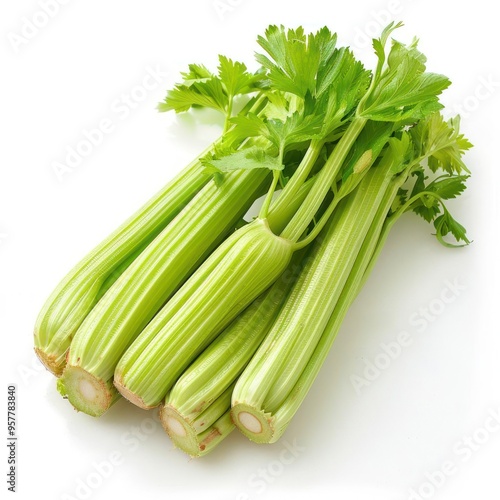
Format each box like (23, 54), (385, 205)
(359, 37), (450, 122)
(158, 58), (263, 115)
(410, 113), (472, 174)
(203, 146), (284, 174)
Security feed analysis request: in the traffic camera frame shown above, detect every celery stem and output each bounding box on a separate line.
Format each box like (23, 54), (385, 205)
(259, 169), (281, 219)
(281, 117), (367, 242)
(267, 139), (325, 228)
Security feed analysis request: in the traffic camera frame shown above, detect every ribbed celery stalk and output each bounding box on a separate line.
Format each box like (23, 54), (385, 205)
(34, 149), (213, 376)
(57, 168), (270, 416)
(232, 111), (473, 443)
(159, 250), (307, 456)
(231, 156), (398, 443)
(256, 177), (405, 442)
(280, 118), (367, 242)
(114, 217), (294, 408)
(266, 141), (325, 234)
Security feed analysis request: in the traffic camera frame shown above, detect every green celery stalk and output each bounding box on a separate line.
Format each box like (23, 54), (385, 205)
(264, 178), (405, 442)
(113, 217), (294, 409)
(231, 110), (473, 443)
(34, 148), (213, 376)
(159, 250), (307, 456)
(57, 168), (270, 416)
(231, 152), (398, 442)
(113, 113), (424, 413)
(266, 140), (326, 233)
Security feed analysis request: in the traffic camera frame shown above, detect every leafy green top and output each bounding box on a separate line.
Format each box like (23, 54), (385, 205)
(357, 22), (450, 122)
(203, 26), (372, 179)
(158, 23), (471, 246)
(158, 55), (264, 131)
(256, 26), (370, 139)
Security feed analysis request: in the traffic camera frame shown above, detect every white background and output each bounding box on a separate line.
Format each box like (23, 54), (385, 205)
(1, 1), (499, 499)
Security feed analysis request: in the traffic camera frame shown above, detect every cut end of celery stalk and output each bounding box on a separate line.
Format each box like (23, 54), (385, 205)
(231, 403), (276, 444)
(160, 404), (233, 457)
(160, 404), (201, 456)
(34, 347), (66, 377)
(57, 366), (117, 417)
(113, 378), (158, 410)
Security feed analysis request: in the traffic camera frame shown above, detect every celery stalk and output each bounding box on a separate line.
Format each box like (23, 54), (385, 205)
(280, 117), (367, 242)
(114, 217), (294, 409)
(112, 133), (342, 411)
(265, 178), (404, 442)
(111, 122), (390, 412)
(266, 140), (325, 233)
(231, 110), (472, 443)
(231, 156), (397, 442)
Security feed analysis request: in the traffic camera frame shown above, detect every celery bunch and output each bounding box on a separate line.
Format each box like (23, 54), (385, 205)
(35, 23), (472, 457)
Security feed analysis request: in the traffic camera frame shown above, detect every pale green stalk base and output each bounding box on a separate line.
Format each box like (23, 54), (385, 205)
(231, 404), (276, 443)
(56, 366), (119, 417)
(160, 385), (235, 457)
(160, 405), (234, 457)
